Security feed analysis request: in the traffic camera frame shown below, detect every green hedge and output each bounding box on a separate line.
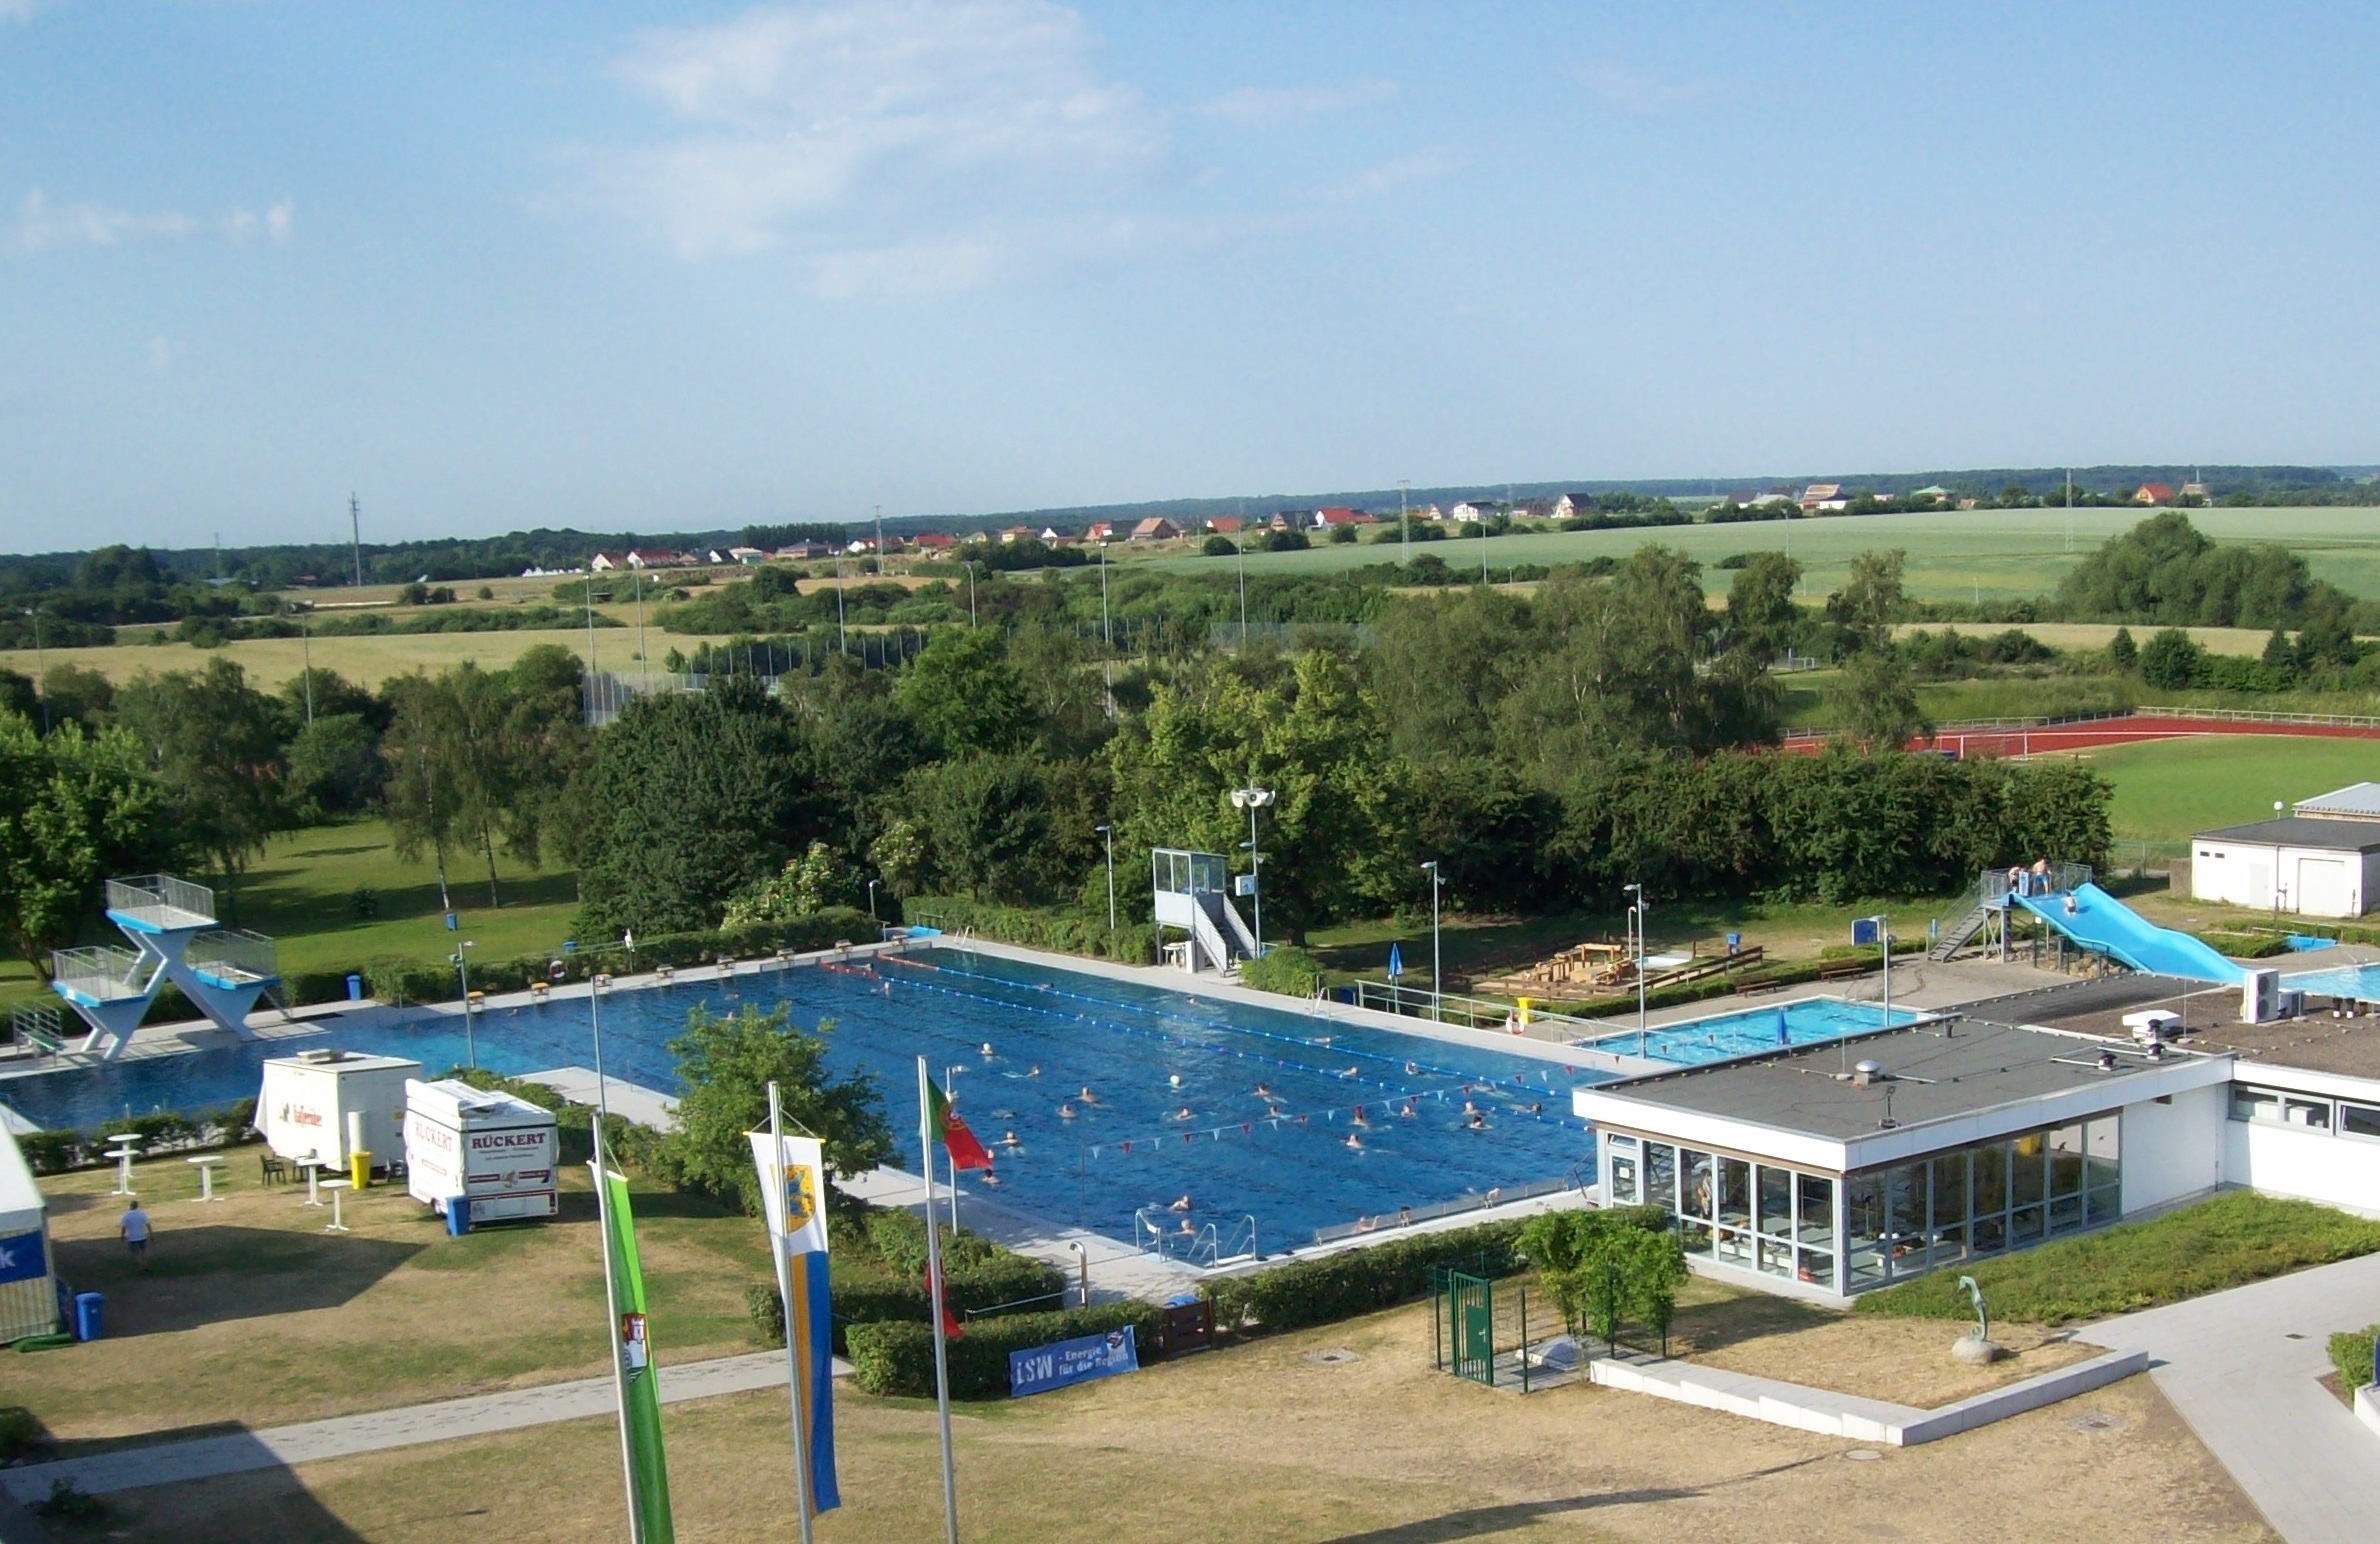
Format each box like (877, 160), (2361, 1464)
(353, 908), (880, 1008)
(907, 896), (1155, 964)
(845, 1302), (1160, 1399)
(2332, 1324), (2379, 1391)
(744, 1254), (1065, 1355)
(1240, 946), (1323, 998)
(15, 1101), (260, 1176)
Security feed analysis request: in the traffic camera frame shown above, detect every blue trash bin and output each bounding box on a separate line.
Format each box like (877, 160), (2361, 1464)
(346, 973), (364, 1002)
(73, 1291), (103, 1342)
(444, 1198), (471, 1237)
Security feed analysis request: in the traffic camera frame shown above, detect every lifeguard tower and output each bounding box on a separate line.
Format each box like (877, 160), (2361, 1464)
(44, 874), (282, 1061)
(1151, 849), (1260, 976)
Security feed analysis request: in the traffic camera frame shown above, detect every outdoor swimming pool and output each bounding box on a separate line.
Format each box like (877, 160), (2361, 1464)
(1579, 997), (1924, 1066)
(1, 947), (1602, 1253)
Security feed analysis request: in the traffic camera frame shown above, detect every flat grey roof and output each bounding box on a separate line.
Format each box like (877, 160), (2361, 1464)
(2194, 816), (2380, 853)
(2297, 782), (2380, 819)
(1588, 1020), (2199, 1141)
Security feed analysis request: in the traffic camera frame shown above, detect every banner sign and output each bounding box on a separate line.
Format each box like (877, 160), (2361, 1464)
(747, 1131), (840, 1514)
(0, 1229), (45, 1287)
(597, 1165), (676, 1543)
(1009, 1325), (1141, 1399)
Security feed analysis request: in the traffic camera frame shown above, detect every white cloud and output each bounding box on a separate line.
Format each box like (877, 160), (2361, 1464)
(1572, 60), (1721, 114)
(1327, 149), (1457, 202)
(602, 0), (1160, 275)
(7, 189), (196, 254)
(1197, 80), (1396, 128)
(222, 199), (297, 245)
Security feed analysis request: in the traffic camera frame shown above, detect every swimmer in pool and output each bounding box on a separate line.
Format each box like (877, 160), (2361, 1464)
(1400, 1100), (1417, 1118)
(1338, 1065), (1359, 1078)
(1028, 1065), (1041, 1077)
(980, 1042), (993, 1057)
(1467, 1112), (1485, 1130)
(1253, 1082), (1271, 1097)
(1169, 1195), (1193, 1213)
(1058, 1104), (1076, 1119)
(1265, 1103), (1284, 1119)
(1404, 1061), (1420, 1076)
(1351, 1106), (1368, 1127)
(1173, 1106), (1193, 1121)
(1528, 1102), (1543, 1114)
(1462, 1100), (1478, 1115)
(1345, 1132), (1364, 1150)
(1001, 1130), (1020, 1147)
(1168, 1073), (1181, 1088)
(1177, 1217), (1197, 1236)
(1079, 1086), (1098, 1104)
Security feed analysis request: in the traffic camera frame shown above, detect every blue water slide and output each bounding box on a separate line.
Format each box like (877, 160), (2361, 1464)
(2009, 882), (2249, 985)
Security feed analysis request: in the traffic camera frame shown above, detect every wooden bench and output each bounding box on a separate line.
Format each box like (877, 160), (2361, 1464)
(1736, 977), (1789, 996)
(1816, 960), (1872, 982)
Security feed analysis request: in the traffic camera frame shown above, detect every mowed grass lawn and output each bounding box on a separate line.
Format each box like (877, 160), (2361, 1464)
(21, 1150), (770, 1446)
(0, 623), (711, 695)
(2078, 735), (2380, 844)
(1854, 1191), (2380, 1326)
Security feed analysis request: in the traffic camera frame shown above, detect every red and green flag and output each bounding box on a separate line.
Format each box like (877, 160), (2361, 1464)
(926, 1080), (995, 1171)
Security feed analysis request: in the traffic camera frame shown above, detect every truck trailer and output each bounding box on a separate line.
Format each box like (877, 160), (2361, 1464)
(403, 1078), (560, 1223)
(255, 1050), (422, 1171)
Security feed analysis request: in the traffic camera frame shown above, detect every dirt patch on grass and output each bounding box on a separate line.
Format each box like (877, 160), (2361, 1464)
(1666, 1280), (2094, 1407)
(73, 1299), (2271, 1544)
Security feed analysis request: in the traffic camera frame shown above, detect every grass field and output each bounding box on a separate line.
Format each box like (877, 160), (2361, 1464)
(0, 623), (723, 694)
(2075, 735), (2380, 844)
(1853, 1191), (2380, 1326)
(1128, 505), (2380, 603)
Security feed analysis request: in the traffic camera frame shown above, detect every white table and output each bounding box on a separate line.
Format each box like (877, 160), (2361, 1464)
(185, 1154), (226, 1202)
(320, 1178), (353, 1233)
(302, 1160), (328, 1208)
(103, 1136), (142, 1197)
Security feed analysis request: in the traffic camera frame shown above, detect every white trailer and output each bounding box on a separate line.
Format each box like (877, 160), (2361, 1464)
(256, 1050), (421, 1170)
(404, 1078), (559, 1222)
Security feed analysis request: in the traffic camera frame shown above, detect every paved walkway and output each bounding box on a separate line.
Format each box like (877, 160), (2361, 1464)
(518, 1065), (680, 1131)
(2079, 1250), (2380, 1544)
(0, 1350), (831, 1504)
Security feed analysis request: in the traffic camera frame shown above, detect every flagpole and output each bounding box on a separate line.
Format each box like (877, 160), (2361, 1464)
(592, 1143), (642, 1544)
(917, 1057), (961, 1544)
(768, 1082), (818, 1544)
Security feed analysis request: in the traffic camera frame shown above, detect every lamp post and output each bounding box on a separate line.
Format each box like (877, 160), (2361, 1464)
(964, 561), (978, 628)
(867, 878), (879, 922)
(1862, 913), (1894, 1030)
(452, 940), (477, 1067)
(1230, 787), (1274, 956)
(1099, 542), (1113, 715)
(1422, 860), (1443, 1020)
(1625, 883), (1647, 1057)
(1095, 824), (1116, 931)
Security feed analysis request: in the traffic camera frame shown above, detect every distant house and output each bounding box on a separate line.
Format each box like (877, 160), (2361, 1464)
(1552, 493), (1597, 519)
(1084, 521), (1117, 542)
(1799, 484), (1849, 513)
(1450, 499), (1500, 523)
(1268, 512), (1295, 530)
(1726, 490), (1793, 510)
(2180, 481), (2209, 504)
(1512, 497), (1558, 521)
(1129, 517), (1181, 541)
(589, 552), (627, 572)
(773, 542), (831, 561)
(1311, 506), (1373, 529)
(2135, 483), (2175, 506)
(999, 525), (1034, 543)
(1411, 503), (1444, 522)
(624, 548), (687, 569)
(1207, 516), (1247, 534)
(910, 532), (958, 552)
(1039, 526), (1074, 542)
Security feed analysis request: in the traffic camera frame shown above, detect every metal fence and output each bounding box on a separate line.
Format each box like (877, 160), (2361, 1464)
(52, 945), (149, 1002)
(187, 928), (279, 986)
(105, 873), (216, 928)
(1339, 980), (1602, 1041)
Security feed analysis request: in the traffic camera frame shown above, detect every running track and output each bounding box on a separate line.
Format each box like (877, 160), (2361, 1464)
(1785, 714), (2380, 757)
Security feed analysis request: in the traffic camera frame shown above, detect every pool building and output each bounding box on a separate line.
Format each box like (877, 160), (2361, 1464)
(1576, 1017), (2234, 1302)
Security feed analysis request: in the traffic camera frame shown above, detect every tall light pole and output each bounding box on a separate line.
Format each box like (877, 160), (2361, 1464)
(349, 493), (364, 589)
(452, 940), (477, 1068)
(874, 503), (884, 574)
(1095, 824), (1116, 930)
(291, 599), (314, 725)
(1625, 883), (1648, 1057)
(964, 561), (978, 628)
(1422, 860), (1443, 1021)
(833, 548), (848, 655)
(1099, 542), (1113, 713)
(1237, 540), (1248, 648)
(634, 573), (649, 691)
(1230, 786), (1273, 955)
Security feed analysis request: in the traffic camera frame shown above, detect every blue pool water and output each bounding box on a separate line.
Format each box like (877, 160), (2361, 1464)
(1580, 997), (1924, 1066)
(2283, 960), (2380, 1002)
(1, 947), (1602, 1250)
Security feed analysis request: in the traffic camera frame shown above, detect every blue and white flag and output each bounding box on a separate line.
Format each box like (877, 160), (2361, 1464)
(0, 1229), (46, 1286)
(750, 1131), (840, 1515)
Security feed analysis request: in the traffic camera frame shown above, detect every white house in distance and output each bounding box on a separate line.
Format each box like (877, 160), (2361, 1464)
(2190, 782), (2380, 918)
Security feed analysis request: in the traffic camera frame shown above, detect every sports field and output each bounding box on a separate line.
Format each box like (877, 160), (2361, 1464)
(1129, 506), (2380, 603)
(2075, 734), (2380, 845)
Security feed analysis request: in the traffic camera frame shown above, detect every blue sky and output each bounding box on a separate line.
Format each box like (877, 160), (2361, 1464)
(4, 2), (2377, 550)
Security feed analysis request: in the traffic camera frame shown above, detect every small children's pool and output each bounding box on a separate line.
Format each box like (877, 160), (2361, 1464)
(2282, 960), (2380, 1003)
(1579, 996), (1924, 1067)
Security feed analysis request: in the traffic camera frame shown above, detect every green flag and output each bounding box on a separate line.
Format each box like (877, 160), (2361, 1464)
(597, 1164), (677, 1544)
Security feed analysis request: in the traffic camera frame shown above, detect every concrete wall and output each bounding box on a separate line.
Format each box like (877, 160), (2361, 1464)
(2225, 1117), (2380, 1213)
(2121, 1084), (2228, 1214)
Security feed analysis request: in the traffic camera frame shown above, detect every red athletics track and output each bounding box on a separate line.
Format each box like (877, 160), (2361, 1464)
(1785, 715), (2380, 757)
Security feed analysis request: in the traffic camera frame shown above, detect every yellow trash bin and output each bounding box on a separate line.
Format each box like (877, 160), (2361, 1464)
(351, 1150), (372, 1189)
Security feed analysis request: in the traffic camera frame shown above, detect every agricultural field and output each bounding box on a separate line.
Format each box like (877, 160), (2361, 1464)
(1127, 506), (2380, 604)
(0, 625), (699, 693)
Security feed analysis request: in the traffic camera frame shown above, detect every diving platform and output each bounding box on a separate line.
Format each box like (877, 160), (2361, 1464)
(49, 874), (281, 1060)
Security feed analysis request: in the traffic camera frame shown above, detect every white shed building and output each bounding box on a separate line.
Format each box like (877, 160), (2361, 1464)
(2189, 812), (2380, 918)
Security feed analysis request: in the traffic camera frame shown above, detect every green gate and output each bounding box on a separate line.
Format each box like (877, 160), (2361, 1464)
(1430, 1263), (1537, 1391)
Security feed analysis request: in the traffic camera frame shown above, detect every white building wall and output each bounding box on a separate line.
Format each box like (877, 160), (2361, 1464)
(2120, 1085), (2228, 1214)
(2192, 842), (2275, 910)
(2225, 1120), (2380, 1214)
(2193, 840), (2374, 916)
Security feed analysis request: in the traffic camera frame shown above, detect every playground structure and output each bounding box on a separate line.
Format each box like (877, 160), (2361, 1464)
(1931, 863), (2277, 1020)
(1470, 935), (1765, 1001)
(37, 874), (282, 1061)
(1151, 848), (1260, 976)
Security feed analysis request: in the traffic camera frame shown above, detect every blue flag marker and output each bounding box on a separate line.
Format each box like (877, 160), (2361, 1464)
(1387, 943), (1403, 979)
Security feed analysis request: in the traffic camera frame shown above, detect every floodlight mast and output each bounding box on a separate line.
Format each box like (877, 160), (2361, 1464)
(1230, 787), (1274, 955)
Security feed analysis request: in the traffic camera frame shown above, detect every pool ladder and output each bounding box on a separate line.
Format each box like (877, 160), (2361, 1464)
(1136, 1209), (1259, 1267)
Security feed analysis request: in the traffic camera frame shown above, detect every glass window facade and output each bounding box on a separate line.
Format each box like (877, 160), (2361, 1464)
(1611, 1111), (2123, 1295)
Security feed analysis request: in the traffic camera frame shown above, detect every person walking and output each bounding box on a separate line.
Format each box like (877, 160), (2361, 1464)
(120, 1199), (152, 1272)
